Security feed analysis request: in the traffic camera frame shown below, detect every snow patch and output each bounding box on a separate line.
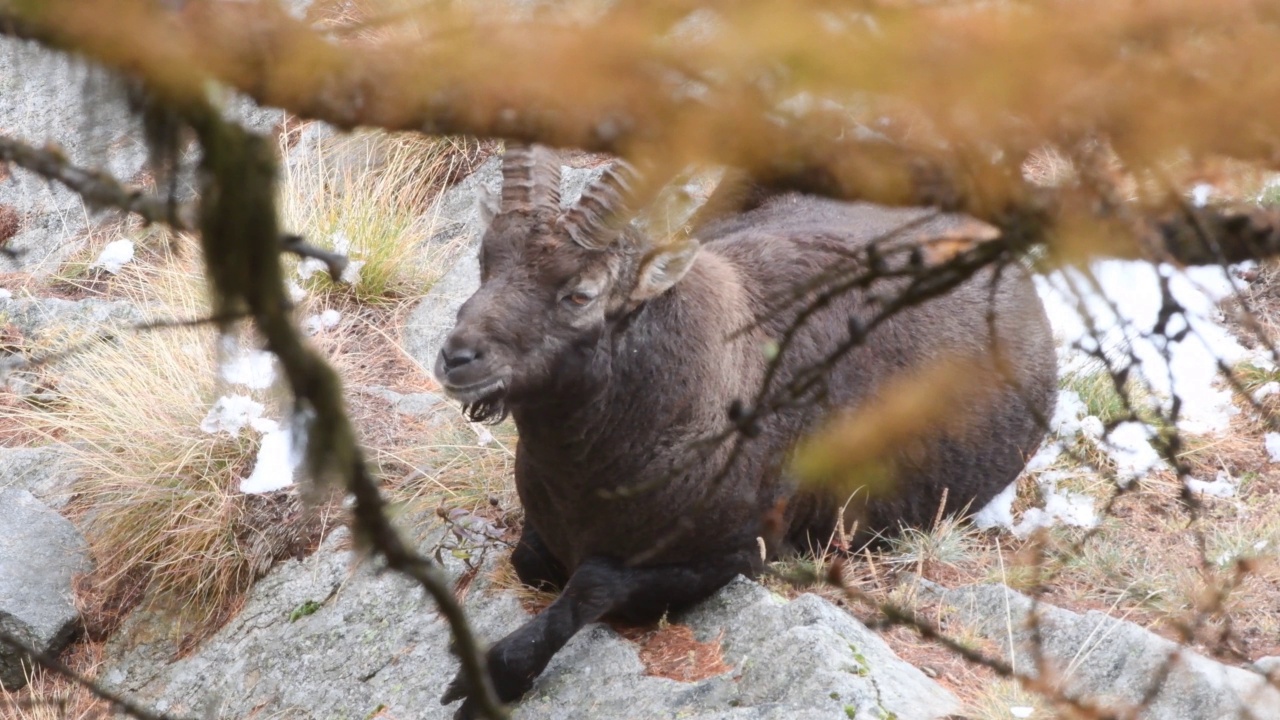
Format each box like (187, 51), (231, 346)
(340, 260), (366, 285)
(287, 280), (307, 303)
(1254, 382), (1280, 402)
(200, 395), (265, 436)
(1035, 260), (1250, 434)
(0, 288), (11, 300)
(296, 232), (364, 285)
(1025, 441), (1064, 472)
(297, 256), (327, 281)
(972, 481), (1019, 530)
(240, 423), (303, 494)
(1101, 422), (1166, 486)
(1189, 183), (1215, 208)
(91, 240), (134, 274)
(1079, 415), (1105, 439)
(1049, 390), (1087, 437)
(1011, 479), (1098, 538)
(1185, 471), (1237, 499)
(221, 348), (277, 390)
(1266, 433), (1280, 463)
(302, 309), (342, 336)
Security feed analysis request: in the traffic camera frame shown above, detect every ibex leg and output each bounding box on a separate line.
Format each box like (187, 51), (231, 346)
(442, 549), (757, 718)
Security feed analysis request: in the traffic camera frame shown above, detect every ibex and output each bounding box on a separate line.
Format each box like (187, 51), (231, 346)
(434, 145), (1057, 717)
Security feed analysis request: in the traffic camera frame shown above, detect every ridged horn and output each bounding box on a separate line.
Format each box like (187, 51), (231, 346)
(500, 144), (562, 213)
(557, 160), (643, 250)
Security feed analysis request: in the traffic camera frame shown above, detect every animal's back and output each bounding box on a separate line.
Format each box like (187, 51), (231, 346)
(700, 193), (1057, 544)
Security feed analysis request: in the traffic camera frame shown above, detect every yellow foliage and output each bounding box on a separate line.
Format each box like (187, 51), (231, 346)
(9, 0), (1280, 267)
(790, 354), (1002, 498)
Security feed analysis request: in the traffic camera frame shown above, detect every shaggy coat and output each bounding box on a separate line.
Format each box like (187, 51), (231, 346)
(434, 149), (1056, 718)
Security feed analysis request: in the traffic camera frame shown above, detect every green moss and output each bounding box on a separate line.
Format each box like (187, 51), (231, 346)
(289, 599), (323, 622)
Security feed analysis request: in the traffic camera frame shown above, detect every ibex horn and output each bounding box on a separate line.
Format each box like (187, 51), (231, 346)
(558, 160), (643, 250)
(501, 144), (562, 213)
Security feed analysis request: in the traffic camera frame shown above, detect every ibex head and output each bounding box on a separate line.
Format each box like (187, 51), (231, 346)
(434, 144), (700, 422)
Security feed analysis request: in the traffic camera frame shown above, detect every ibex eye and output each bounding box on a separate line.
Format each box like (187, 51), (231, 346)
(564, 290), (595, 307)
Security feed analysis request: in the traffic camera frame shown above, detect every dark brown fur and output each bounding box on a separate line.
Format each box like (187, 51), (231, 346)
(434, 157), (1056, 717)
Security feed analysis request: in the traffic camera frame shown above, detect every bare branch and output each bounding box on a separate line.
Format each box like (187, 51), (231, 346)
(182, 106), (506, 719)
(0, 628), (186, 720)
(0, 132), (193, 230)
(280, 234), (350, 286)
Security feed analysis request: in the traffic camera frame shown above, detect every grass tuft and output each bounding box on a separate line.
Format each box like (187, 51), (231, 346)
(279, 127), (484, 302)
(2, 242), (323, 643)
(884, 514), (982, 580)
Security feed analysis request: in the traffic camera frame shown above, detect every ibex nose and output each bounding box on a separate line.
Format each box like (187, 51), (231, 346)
(440, 338), (482, 371)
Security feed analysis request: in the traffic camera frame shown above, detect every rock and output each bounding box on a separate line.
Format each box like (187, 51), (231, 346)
(0, 38), (150, 275)
(103, 530), (958, 719)
(1253, 656), (1280, 679)
(356, 385), (449, 419)
(559, 164), (609, 211)
(0, 488), (92, 689)
(402, 248), (482, 374)
(0, 445), (80, 509)
(403, 160), (608, 370)
(0, 295), (145, 345)
(939, 583), (1280, 719)
(678, 577), (961, 719)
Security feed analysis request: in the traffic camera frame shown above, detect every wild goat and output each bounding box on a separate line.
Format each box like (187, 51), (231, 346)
(434, 145), (1057, 717)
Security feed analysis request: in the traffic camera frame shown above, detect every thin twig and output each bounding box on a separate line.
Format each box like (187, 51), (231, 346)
(0, 132), (194, 230)
(0, 629), (187, 720)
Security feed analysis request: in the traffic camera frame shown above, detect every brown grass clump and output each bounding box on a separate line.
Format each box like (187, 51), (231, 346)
(0, 204), (20, 245)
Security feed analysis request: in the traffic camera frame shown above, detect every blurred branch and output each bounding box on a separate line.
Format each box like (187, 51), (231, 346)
(0, 133), (354, 283)
(1146, 205), (1280, 265)
(0, 132), (193, 230)
(0, 628), (185, 720)
(280, 233), (349, 285)
(7, 0), (1280, 267)
(184, 105), (506, 720)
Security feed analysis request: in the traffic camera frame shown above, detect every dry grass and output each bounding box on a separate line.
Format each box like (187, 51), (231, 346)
(963, 678), (1058, 720)
(0, 122), (504, 650)
(0, 643), (109, 720)
(0, 240), (329, 643)
(278, 125), (486, 303)
(824, 435), (1280, 711)
(616, 622), (733, 683)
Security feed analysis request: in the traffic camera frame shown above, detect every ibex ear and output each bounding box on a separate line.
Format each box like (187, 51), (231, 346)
(631, 239), (700, 303)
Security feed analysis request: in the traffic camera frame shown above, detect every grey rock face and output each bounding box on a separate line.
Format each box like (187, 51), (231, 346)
(0, 445), (80, 509)
(0, 488), (91, 689)
(356, 385), (449, 418)
(939, 583), (1280, 719)
(0, 38), (151, 275)
(1253, 656), (1280, 680)
(0, 295), (145, 343)
(403, 160), (607, 371)
(103, 531), (958, 719)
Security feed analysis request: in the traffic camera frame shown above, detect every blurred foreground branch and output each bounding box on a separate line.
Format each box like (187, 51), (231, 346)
(7, 0), (1280, 267)
(185, 107), (506, 719)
